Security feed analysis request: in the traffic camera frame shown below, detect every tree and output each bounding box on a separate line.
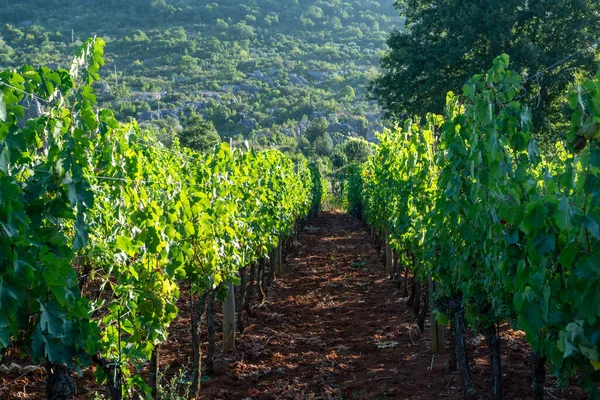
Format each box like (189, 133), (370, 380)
(305, 116), (329, 143)
(374, 0), (600, 135)
(331, 148), (348, 169)
(179, 114), (221, 153)
(314, 132), (333, 156)
(341, 85), (356, 102)
(341, 138), (372, 163)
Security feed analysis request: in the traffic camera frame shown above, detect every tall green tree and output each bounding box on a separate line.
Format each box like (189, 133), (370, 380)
(374, 0), (599, 136)
(314, 132), (334, 156)
(305, 116), (330, 143)
(179, 114), (221, 153)
(341, 138), (372, 164)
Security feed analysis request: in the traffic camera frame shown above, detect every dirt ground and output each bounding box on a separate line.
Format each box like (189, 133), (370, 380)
(0, 211), (588, 399)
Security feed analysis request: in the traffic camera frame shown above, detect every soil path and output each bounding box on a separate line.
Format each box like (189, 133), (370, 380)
(201, 211), (586, 400)
(202, 211), (451, 399)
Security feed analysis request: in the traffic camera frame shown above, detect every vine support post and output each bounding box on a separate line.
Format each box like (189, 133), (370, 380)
(429, 278), (445, 354)
(258, 257), (266, 302)
(206, 291), (216, 374)
(244, 263), (256, 316)
(274, 238), (283, 275)
(451, 298), (476, 400)
(190, 290), (208, 398)
(385, 228), (393, 275)
(237, 266), (247, 333)
(46, 362), (74, 400)
(150, 344), (160, 399)
(448, 310), (458, 371)
(222, 281), (236, 353)
(531, 351), (546, 400)
(482, 324), (503, 400)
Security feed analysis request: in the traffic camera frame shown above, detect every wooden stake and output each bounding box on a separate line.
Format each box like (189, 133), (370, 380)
(385, 228), (393, 275)
(429, 278), (445, 354)
(222, 282), (236, 352)
(274, 240), (283, 275)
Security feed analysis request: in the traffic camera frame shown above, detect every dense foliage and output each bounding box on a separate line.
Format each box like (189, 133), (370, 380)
(373, 0), (600, 143)
(0, 38), (321, 396)
(0, 0), (402, 165)
(350, 56), (600, 398)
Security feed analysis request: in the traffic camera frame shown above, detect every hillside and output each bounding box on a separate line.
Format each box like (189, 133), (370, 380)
(0, 0), (403, 152)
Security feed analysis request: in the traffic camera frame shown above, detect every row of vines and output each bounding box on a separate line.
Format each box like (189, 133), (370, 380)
(348, 55), (600, 399)
(0, 38), (324, 399)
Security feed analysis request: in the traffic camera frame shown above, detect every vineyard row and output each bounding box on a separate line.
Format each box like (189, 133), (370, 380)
(347, 55), (600, 399)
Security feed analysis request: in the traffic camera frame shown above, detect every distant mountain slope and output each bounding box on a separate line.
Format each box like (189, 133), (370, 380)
(0, 0), (403, 147)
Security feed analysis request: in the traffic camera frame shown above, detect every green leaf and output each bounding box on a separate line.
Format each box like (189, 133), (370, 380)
(116, 236), (137, 257)
(558, 242), (579, 267)
(39, 300), (65, 337)
(527, 139), (540, 164)
(584, 215), (600, 240)
(554, 197), (571, 230)
(0, 314), (10, 349)
(184, 221), (195, 236)
(0, 92), (6, 122)
(0, 277), (25, 311)
(463, 81), (475, 100)
(73, 214), (88, 251)
(523, 201), (546, 235)
(521, 106), (532, 131)
(31, 325), (67, 364)
(505, 228), (519, 245)
(0, 146), (9, 174)
(475, 100), (492, 125)
(590, 147), (600, 168)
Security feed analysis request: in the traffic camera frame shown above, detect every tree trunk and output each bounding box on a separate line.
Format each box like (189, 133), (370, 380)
(258, 257), (266, 303)
(482, 324), (502, 400)
(385, 229), (393, 275)
(190, 291), (208, 398)
(150, 344), (160, 399)
(206, 290), (216, 375)
(417, 286), (428, 332)
(429, 280), (445, 353)
(403, 257), (409, 297)
(393, 251), (401, 286)
(407, 279), (416, 306)
(412, 281), (421, 316)
(451, 299), (476, 400)
(407, 256), (419, 306)
(531, 351), (546, 400)
(274, 241), (283, 275)
(448, 312), (457, 371)
(396, 261), (403, 289)
(244, 263), (256, 316)
(237, 267), (247, 333)
(267, 252), (275, 288)
(46, 363), (74, 400)
(222, 282), (236, 353)
(283, 238), (289, 264)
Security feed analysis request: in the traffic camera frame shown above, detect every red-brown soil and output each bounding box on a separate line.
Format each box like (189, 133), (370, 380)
(0, 211), (587, 399)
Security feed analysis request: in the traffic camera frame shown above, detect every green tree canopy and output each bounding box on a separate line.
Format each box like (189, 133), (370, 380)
(341, 138), (372, 164)
(314, 132), (334, 156)
(179, 114), (221, 153)
(374, 0), (600, 135)
(305, 116), (330, 143)
(331, 147), (348, 169)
